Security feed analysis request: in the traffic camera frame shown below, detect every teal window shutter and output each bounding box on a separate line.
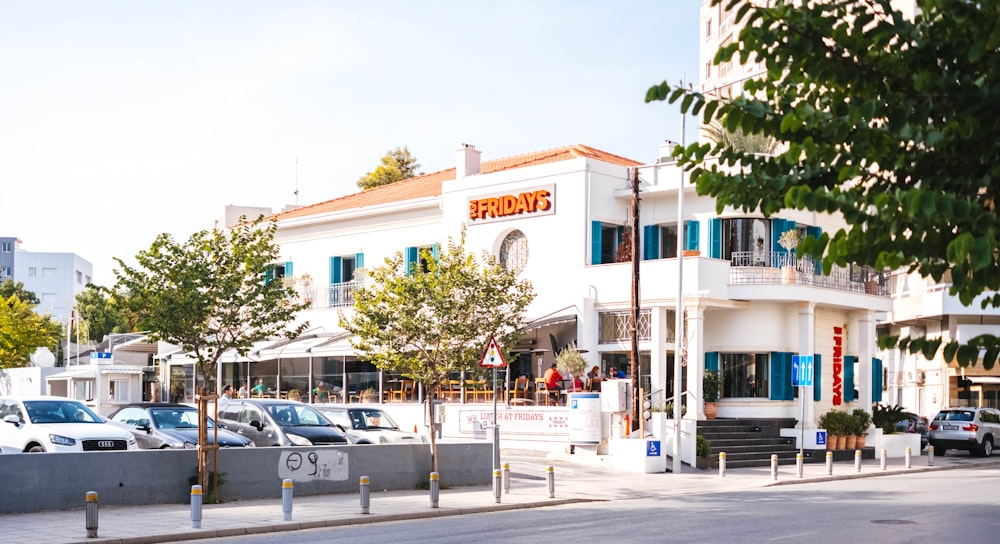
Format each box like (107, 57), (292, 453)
(705, 352), (719, 372)
(284, 261), (293, 278)
(355, 252), (365, 269)
(770, 352), (793, 400)
(432, 243), (440, 261)
(405, 247), (418, 275)
(844, 355), (856, 402)
(264, 264), (274, 285)
(708, 218), (721, 259)
(330, 256), (342, 284)
(685, 220), (700, 251)
(771, 218), (787, 252)
(591, 221), (602, 265)
(806, 226), (822, 274)
(872, 357), (883, 402)
(642, 225), (659, 260)
(813, 354), (822, 401)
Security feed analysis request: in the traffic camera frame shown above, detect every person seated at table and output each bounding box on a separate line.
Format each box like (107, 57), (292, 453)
(313, 382), (331, 403)
(251, 379), (268, 397)
(543, 363), (563, 404)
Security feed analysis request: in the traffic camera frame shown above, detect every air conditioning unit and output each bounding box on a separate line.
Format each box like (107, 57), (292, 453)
(917, 370), (926, 384)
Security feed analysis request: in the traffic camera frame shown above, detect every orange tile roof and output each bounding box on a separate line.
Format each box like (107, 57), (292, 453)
(268, 144), (642, 222)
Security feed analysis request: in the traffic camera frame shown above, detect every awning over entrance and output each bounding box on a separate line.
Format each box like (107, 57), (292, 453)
(519, 313), (577, 333)
(968, 377), (1000, 385)
(253, 332), (353, 359)
(47, 365), (146, 380)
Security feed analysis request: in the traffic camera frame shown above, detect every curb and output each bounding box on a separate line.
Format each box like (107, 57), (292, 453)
(764, 457), (1000, 487)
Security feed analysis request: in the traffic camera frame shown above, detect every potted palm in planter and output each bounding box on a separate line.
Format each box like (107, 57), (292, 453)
(703, 371), (720, 420)
(778, 229), (800, 283)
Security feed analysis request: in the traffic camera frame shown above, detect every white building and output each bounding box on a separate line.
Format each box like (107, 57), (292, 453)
(0, 236), (92, 325)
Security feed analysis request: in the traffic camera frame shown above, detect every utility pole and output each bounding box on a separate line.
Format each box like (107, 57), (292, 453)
(629, 167), (641, 432)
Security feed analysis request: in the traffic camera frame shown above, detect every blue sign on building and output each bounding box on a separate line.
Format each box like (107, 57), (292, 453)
(646, 440), (661, 457)
(90, 352), (112, 361)
(792, 354), (814, 387)
(816, 431), (827, 445)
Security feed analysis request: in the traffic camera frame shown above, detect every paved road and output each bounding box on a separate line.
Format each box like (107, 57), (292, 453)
(172, 466), (1000, 544)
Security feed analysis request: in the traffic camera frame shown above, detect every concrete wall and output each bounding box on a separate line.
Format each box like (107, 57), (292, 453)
(0, 442), (491, 514)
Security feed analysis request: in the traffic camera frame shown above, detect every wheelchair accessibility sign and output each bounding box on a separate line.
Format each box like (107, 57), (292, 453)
(646, 440), (661, 457)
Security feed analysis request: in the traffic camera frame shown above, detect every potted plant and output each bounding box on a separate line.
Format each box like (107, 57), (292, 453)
(820, 409), (850, 449)
(555, 342), (588, 391)
(703, 371), (720, 420)
(852, 408), (872, 450)
(361, 387), (378, 403)
(778, 229), (800, 283)
(818, 411), (837, 451)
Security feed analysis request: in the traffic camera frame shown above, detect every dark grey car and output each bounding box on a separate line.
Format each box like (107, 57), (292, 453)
(217, 399), (348, 447)
(893, 412), (929, 451)
(107, 403), (253, 449)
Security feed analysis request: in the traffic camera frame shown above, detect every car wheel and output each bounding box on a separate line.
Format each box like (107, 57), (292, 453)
(980, 437), (993, 457)
(27, 445), (45, 453)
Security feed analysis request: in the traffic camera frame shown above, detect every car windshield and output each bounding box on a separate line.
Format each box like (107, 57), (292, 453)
(934, 411), (974, 422)
(266, 404), (331, 427)
(150, 408), (214, 429)
(23, 400), (102, 424)
(349, 409), (399, 430)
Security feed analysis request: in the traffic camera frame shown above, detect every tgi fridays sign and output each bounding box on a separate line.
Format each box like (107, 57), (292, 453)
(467, 184), (555, 224)
(832, 326), (844, 405)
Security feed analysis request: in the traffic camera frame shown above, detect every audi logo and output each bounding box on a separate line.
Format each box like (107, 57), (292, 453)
(97, 441), (115, 448)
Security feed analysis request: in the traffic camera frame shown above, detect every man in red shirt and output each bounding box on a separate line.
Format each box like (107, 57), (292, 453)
(543, 363), (563, 405)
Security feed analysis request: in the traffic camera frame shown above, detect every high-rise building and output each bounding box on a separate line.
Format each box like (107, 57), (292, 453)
(0, 236), (92, 324)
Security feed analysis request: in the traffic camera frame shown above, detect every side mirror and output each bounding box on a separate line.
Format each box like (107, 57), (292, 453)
(3, 414), (22, 426)
(137, 421), (152, 432)
(249, 420), (265, 431)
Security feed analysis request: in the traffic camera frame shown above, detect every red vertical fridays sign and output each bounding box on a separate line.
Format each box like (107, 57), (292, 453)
(832, 326), (843, 405)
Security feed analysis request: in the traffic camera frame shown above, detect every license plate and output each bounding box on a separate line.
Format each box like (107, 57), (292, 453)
(944, 424), (959, 430)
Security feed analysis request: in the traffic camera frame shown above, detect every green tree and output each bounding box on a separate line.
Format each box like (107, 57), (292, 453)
(0, 279), (39, 306)
(113, 217), (310, 391)
(0, 295), (60, 368)
(647, 0), (1000, 367)
(75, 284), (135, 343)
(341, 227), (535, 471)
(356, 146), (423, 190)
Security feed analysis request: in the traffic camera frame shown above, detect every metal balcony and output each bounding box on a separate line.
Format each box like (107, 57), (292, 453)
(729, 251), (890, 296)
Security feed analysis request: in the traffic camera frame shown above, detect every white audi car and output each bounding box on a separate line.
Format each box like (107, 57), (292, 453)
(0, 395), (138, 453)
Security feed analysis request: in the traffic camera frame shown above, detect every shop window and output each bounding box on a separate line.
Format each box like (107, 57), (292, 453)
(720, 353), (769, 398)
(109, 379), (129, 403)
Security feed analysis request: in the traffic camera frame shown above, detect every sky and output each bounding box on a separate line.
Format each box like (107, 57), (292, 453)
(0, 1), (701, 286)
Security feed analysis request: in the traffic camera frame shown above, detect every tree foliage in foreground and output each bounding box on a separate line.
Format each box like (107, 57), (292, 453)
(341, 227), (535, 471)
(356, 146), (423, 190)
(114, 217), (309, 389)
(0, 279), (39, 306)
(0, 295), (60, 369)
(647, 0), (1000, 367)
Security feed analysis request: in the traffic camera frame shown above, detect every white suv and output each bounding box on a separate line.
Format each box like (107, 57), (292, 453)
(929, 407), (1000, 457)
(0, 396), (138, 453)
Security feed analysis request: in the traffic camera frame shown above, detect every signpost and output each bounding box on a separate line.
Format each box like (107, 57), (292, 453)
(480, 336), (507, 473)
(791, 355), (814, 457)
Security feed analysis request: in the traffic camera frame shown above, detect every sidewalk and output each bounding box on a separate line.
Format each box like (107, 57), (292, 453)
(4, 451), (996, 544)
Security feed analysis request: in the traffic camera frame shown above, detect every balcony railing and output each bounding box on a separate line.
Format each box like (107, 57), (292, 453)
(729, 251), (890, 296)
(326, 280), (363, 309)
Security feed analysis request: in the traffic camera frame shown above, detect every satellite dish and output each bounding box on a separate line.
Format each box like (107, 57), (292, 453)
(31, 347), (56, 367)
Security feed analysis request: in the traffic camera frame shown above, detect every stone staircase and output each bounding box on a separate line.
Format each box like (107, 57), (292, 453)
(697, 418), (800, 469)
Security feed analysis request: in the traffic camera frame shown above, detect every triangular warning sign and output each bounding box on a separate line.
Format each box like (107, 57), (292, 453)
(479, 335), (507, 368)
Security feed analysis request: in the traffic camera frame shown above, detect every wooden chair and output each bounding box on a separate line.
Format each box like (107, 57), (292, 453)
(464, 380), (480, 403)
(510, 377), (530, 403)
(534, 378), (550, 406)
(390, 380), (409, 402)
(447, 380), (463, 402)
(478, 379), (493, 403)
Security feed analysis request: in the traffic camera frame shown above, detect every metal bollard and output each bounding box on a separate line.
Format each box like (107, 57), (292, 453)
(493, 469), (502, 504)
(928, 445), (935, 466)
(770, 454), (778, 481)
(190, 485), (203, 529)
(282, 479), (293, 521)
(502, 463), (510, 494)
(359, 476), (370, 514)
(826, 451), (833, 475)
(905, 447), (912, 468)
(796, 453), (803, 478)
(429, 472), (440, 508)
(855, 449), (862, 473)
(85, 491), (99, 538)
(718, 452), (727, 477)
(881, 448), (887, 471)
(546, 466), (555, 498)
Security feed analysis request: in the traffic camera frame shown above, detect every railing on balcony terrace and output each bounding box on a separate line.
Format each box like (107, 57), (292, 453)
(729, 251), (890, 296)
(326, 280), (363, 308)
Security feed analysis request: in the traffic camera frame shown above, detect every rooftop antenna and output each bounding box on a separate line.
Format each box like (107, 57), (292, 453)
(294, 158), (299, 205)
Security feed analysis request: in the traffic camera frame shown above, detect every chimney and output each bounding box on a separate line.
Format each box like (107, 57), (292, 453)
(658, 140), (679, 163)
(456, 143), (481, 178)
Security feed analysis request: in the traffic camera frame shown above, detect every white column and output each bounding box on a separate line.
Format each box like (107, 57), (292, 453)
(684, 295), (707, 420)
(798, 302), (817, 427)
(852, 310), (876, 412)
